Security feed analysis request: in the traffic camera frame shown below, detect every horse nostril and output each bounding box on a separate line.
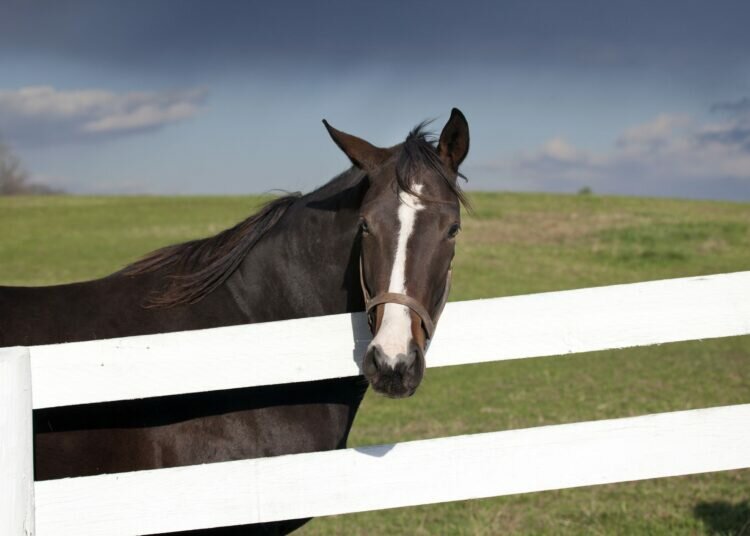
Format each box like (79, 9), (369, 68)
(405, 342), (424, 377)
(407, 354), (418, 374)
(407, 342), (421, 364)
(363, 346), (382, 376)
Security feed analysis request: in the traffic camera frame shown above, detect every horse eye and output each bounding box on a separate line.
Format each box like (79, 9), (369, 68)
(448, 223), (461, 238)
(360, 218), (370, 234)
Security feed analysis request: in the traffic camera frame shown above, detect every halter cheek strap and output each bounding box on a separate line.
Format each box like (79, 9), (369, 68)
(359, 255), (451, 341)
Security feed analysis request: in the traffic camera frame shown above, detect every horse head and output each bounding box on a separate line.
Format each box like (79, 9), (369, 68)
(324, 109), (470, 397)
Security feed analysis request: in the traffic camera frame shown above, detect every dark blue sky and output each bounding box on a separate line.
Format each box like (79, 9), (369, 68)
(1, 0), (749, 199)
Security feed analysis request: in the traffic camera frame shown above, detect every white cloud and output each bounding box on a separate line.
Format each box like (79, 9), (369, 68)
(0, 86), (206, 144)
(538, 137), (581, 161)
(616, 114), (691, 149)
(480, 107), (750, 199)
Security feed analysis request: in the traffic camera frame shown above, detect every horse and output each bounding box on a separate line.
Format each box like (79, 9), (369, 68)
(0, 108), (470, 535)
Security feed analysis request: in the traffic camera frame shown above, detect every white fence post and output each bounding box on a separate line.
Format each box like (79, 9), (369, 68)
(0, 347), (35, 536)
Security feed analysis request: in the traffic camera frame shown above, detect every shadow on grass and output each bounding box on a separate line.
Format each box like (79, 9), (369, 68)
(694, 500), (750, 535)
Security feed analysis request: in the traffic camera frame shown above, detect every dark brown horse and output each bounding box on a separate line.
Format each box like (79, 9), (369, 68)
(0, 109), (469, 535)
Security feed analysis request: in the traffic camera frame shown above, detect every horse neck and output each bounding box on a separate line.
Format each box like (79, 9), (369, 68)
(227, 176), (367, 322)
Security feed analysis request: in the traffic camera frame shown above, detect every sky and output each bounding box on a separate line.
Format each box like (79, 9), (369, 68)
(1, 0), (750, 200)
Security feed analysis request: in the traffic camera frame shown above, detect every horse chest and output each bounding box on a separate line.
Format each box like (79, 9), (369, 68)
(34, 377), (366, 481)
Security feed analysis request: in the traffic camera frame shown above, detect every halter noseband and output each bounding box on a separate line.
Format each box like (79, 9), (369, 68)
(359, 255), (451, 341)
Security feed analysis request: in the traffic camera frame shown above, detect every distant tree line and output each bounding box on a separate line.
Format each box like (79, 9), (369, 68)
(0, 142), (62, 195)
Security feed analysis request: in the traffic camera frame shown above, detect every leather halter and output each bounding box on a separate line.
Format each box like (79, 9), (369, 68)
(359, 255), (451, 341)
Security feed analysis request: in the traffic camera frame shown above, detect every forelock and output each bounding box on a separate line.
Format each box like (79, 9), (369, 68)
(394, 122), (469, 208)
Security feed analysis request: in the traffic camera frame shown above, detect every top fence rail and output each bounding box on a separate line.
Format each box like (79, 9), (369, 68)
(19, 271), (750, 409)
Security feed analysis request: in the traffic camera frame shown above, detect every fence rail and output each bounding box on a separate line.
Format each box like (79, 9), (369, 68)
(34, 404), (750, 535)
(29, 270), (750, 409)
(2, 271), (750, 535)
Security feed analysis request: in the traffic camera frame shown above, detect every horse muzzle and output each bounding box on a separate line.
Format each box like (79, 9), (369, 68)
(363, 340), (425, 398)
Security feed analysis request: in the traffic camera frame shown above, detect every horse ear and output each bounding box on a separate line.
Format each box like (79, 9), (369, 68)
(437, 108), (470, 173)
(322, 120), (390, 171)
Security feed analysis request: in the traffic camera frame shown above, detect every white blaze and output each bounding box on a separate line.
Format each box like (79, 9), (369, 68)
(370, 185), (424, 361)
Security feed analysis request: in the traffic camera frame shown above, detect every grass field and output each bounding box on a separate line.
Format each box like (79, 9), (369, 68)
(2, 192), (749, 535)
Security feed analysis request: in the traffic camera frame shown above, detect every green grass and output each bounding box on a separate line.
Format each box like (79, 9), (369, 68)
(2, 192), (749, 535)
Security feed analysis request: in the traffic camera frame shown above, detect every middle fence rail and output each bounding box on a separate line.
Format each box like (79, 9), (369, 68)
(35, 405), (750, 535)
(5, 271), (750, 534)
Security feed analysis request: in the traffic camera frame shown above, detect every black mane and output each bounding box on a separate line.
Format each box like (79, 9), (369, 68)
(124, 194), (300, 307)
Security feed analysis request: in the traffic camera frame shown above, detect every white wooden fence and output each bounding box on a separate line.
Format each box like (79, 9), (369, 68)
(2, 271), (750, 535)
